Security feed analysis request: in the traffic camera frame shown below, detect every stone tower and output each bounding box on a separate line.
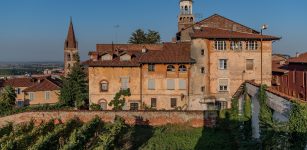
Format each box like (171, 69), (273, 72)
(64, 17), (78, 76)
(178, 0), (194, 32)
(177, 0), (195, 41)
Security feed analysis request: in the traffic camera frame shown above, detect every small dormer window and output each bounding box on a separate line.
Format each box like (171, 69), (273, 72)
(120, 54), (131, 61)
(101, 54), (112, 61)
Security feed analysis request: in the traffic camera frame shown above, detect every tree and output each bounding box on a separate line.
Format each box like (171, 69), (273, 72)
(108, 89), (131, 110)
(146, 30), (161, 44)
(59, 53), (88, 109)
(0, 86), (17, 110)
(128, 29), (161, 44)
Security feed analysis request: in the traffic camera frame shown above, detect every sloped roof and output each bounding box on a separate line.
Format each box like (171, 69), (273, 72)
(4, 77), (36, 87)
(192, 27), (280, 40)
(65, 18), (77, 49)
(180, 14), (259, 34)
(96, 44), (163, 52)
(272, 61), (289, 73)
(288, 52), (307, 64)
(23, 77), (62, 92)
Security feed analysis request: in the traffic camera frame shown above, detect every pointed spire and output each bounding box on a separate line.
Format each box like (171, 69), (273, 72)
(65, 16), (77, 49)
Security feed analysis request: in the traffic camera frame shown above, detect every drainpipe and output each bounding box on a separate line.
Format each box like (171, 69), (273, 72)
(140, 64), (143, 109)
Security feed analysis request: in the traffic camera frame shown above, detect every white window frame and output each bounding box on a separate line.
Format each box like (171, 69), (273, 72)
(29, 92), (35, 101)
(219, 59), (228, 70)
(45, 91), (50, 100)
(215, 41), (227, 51)
(218, 78), (229, 92)
(230, 41), (243, 50)
(178, 65), (187, 72)
(246, 41), (258, 50)
(120, 77), (129, 90)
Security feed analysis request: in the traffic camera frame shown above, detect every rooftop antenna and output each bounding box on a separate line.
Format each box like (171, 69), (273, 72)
(114, 24), (120, 44)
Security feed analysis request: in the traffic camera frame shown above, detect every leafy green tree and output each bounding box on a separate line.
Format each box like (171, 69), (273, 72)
(146, 30), (161, 44)
(59, 53), (88, 109)
(108, 89), (131, 110)
(0, 86), (17, 110)
(128, 29), (161, 44)
(129, 29), (146, 44)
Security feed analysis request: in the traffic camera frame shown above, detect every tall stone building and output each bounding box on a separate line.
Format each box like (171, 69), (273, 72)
(177, 0), (195, 42)
(64, 17), (78, 75)
(180, 14), (281, 110)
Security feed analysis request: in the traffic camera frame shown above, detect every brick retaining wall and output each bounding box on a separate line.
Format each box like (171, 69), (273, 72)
(0, 111), (217, 128)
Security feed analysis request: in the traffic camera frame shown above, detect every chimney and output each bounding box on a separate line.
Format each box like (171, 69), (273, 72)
(296, 52), (301, 57)
(141, 46), (148, 53)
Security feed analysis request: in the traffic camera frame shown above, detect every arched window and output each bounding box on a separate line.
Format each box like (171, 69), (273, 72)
(190, 17), (194, 22)
(185, 6), (188, 14)
(179, 65), (187, 72)
(67, 53), (71, 61)
(67, 63), (71, 69)
(98, 99), (107, 110)
(100, 80), (109, 92)
(167, 65), (175, 72)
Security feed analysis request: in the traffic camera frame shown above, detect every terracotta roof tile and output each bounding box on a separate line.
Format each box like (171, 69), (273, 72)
(23, 77), (62, 92)
(85, 43), (194, 67)
(272, 60), (289, 73)
(288, 52), (307, 63)
(96, 44), (163, 52)
(192, 27), (280, 40)
(4, 78), (36, 87)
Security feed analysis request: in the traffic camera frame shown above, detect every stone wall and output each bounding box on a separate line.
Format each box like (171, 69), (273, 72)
(0, 111), (217, 128)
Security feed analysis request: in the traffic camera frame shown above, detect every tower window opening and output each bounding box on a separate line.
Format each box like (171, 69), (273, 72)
(185, 6), (188, 14)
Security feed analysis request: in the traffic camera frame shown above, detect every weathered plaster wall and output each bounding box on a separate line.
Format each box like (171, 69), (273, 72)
(0, 111), (217, 128)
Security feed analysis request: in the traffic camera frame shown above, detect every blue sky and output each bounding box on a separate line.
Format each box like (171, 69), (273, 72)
(0, 0), (306, 62)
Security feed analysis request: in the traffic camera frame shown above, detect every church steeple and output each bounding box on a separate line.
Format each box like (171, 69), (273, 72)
(64, 17), (79, 76)
(65, 17), (78, 49)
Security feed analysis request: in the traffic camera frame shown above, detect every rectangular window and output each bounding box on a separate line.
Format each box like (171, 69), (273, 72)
(120, 77), (129, 90)
(171, 98), (177, 108)
(246, 41), (258, 50)
(219, 79), (229, 92)
(217, 101), (227, 110)
(219, 59), (228, 70)
(201, 86), (205, 92)
(246, 59), (254, 70)
(29, 92), (35, 101)
(148, 64), (155, 72)
(151, 98), (157, 108)
(230, 41), (242, 50)
(201, 67), (205, 74)
(179, 79), (186, 90)
(201, 49), (205, 55)
(215, 41), (226, 50)
(130, 103), (139, 111)
(45, 91), (50, 100)
(100, 82), (108, 92)
(167, 79), (175, 90)
(148, 79), (155, 90)
(15, 88), (21, 95)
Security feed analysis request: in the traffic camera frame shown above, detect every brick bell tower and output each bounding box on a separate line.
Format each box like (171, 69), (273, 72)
(178, 0), (195, 32)
(64, 17), (78, 76)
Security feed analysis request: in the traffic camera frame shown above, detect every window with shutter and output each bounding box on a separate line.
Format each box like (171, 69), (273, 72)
(151, 98), (157, 108)
(179, 79), (186, 90)
(148, 79), (155, 90)
(219, 79), (229, 92)
(167, 79), (175, 90)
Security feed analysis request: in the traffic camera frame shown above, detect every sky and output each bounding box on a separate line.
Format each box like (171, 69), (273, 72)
(0, 0), (306, 62)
